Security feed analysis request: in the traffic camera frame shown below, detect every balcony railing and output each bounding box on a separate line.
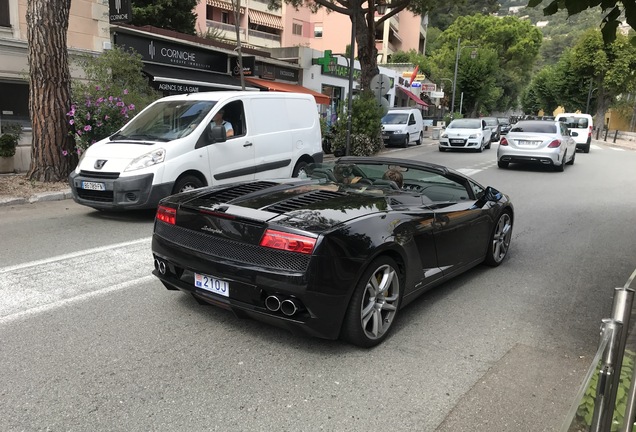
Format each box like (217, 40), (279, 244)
(248, 28), (281, 44)
(206, 20), (247, 38)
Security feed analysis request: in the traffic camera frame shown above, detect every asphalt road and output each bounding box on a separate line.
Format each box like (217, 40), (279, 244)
(2, 139), (636, 431)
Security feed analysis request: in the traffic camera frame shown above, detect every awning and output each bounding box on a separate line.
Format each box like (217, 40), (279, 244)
(248, 10), (283, 30)
(398, 86), (429, 108)
(244, 77), (330, 105)
(143, 64), (260, 92)
(206, 0), (245, 14)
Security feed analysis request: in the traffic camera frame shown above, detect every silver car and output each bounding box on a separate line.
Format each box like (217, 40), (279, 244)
(497, 120), (577, 172)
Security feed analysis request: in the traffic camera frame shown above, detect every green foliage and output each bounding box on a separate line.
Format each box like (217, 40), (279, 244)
(426, 0), (500, 31)
(131, 0), (198, 35)
(331, 91), (384, 156)
(527, 0), (636, 45)
(69, 47), (160, 151)
(576, 350), (636, 431)
(0, 134), (18, 158)
(387, 49), (432, 78)
(428, 14), (542, 114)
(0, 122), (22, 158)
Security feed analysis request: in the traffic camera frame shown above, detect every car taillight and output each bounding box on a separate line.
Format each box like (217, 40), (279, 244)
(260, 229), (316, 254)
(588, 126), (593, 137)
(548, 139), (561, 148)
(156, 205), (177, 225)
(499, 137), (509, 146)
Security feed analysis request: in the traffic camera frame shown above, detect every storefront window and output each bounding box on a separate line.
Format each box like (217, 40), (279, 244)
(0, 81), (30, 130)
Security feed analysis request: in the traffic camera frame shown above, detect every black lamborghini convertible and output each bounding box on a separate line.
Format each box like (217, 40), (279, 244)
(151, 156), (514, 347)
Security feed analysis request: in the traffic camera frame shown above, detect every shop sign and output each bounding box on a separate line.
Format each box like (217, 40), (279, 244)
(312, 50), (361, 80)
(232, 56), (255, 77)
(109, 0), (132, 23)
(114, 32), (228, 73)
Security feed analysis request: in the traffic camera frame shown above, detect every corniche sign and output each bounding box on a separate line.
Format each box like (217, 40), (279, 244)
(109, 0), (132, 23)
(114, 33), (228, 73)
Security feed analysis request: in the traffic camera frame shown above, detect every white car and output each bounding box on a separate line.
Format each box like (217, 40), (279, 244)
(555, 113), (593, 153)
(497, 120), (577, 172)
(439, 118), (492, 152)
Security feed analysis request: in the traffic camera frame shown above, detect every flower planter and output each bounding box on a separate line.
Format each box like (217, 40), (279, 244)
(0, 156), (15, 174)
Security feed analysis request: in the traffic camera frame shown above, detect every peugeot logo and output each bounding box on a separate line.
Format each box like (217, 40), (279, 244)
(94, 160), (107, 170)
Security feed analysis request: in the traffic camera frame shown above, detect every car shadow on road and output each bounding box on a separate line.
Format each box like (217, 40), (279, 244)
(85, 208), (157, 223)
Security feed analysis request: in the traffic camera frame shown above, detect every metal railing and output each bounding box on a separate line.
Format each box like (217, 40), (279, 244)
(562, 268), (636, 432)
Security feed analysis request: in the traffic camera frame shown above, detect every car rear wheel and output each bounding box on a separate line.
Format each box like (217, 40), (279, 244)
(172, 175), (204, 194)
(342, 256), (402, 347)
(567, 151), (576, 165)
(484, 211), (513, 267)
(555, 153), (566, 172)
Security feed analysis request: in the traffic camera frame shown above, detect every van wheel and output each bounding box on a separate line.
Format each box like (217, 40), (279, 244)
(172, 175), (204, 194)
(402, 136), (409, 148)
(292, 161), (309, 178)
(416, 133), (422, 145)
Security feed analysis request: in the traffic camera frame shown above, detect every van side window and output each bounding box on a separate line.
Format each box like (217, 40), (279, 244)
(216, 100), (246, 138)
(409, 114), (415, 124)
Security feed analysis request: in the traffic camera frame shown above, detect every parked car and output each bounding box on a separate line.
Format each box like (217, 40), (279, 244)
(482, 117), (501, 142)
(381, 108), (424, 148)
(555, 113), (593, 153)
(497, 120), (577, 171)
(151, 156), (514, 347)
(69, 91), (324, 211)
(497, 117), (512, 135)
(439, 118), (492, 152)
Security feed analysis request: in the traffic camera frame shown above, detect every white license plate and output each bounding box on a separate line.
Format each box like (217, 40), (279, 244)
(450, 139), (464, 144)
(194, 273), (229, 297)
(81, 181), (105, 191)
(382, 134), (389, 139)
(517, 140), (540, 147)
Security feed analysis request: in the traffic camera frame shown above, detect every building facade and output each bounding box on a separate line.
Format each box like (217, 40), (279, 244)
(0, 0), (110, 171)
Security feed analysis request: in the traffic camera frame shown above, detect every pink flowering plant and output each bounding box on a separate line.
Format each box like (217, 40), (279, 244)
(67, 87), (136, 151)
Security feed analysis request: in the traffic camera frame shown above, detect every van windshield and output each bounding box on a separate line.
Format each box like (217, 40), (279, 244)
(382, 113), (409, 125)
(111, 100), (217, 142)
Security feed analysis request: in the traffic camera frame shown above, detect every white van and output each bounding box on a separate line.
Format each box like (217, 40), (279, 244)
(69, 91), (323, 210)
(381, 108), (424, 147)
(555, 113), (593, 153)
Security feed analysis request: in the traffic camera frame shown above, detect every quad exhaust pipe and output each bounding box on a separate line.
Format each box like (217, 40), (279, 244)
(265, 295), (304, 316)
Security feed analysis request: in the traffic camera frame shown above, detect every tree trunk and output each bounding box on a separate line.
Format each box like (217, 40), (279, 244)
(354, 6), (379, 91)
(26, 0), (75, 182)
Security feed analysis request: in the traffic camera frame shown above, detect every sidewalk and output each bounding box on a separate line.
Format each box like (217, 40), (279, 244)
(0, 135), (632, 207)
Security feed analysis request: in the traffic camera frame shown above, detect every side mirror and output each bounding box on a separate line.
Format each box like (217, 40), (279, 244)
(207, 124), (227, 144)
(474, 186), (503, 208)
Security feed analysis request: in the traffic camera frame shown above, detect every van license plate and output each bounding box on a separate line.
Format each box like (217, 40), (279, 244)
(195, 273), (230, 297)
(81, 181), (105, 191)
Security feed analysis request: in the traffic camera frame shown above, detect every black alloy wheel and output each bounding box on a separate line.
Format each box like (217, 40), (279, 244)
(484, 211), (513, 266)
(342, 256), (402, 347)
(172, 175), (204, 194)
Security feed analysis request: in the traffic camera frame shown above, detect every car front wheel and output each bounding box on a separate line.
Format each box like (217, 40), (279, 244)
(172, 175), (204, 194)
(342, 256), (402, 347)
(484, 211), (513, 266)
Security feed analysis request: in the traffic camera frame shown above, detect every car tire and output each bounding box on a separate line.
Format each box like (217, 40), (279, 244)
(402, 136), (409, 148)
(583, 144), (591, 153)
(484, 211), (513, 267)
(486, 141), (491, 149)
(555, 153), (566, 172)
(292, 160), (309, 178)
(172, 175), (204, 194)
(476, 140), (483, 153)
(439, 146), (446, 152)
(567, 151), (576, 165)
(341, 256), (402, 348)
(416, 133), (422, 145)
(498, 161), (509, 168)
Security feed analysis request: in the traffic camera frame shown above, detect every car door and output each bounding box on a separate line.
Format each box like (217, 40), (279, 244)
(427, 176), (491, 275)
(207, 99), (256, 184)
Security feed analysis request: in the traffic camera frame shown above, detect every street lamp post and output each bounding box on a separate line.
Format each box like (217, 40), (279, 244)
(450, 38), (478, 119)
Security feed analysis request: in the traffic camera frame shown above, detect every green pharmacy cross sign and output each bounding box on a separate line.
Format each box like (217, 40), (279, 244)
(313, 50), (361, 80)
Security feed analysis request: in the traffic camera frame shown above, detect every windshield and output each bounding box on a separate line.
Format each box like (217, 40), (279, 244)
(510, 121), (557, 134)
(301, 160), (473, 204)
(497, 118), (509, 124)
(111, 100), (216, 142)
(382, 113), (409, 125)
(448, 119), (481, 129)
(483, 118), (498, 126)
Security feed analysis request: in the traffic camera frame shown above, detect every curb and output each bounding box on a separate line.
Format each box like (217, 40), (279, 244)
(0, 189), (73, 207)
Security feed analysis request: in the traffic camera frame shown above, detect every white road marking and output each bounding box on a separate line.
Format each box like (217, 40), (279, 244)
(591, 144), (603, 150)
(610, 147), (626, 151)
(457, 168), (482, 176)
(0, 238), (155, 324)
